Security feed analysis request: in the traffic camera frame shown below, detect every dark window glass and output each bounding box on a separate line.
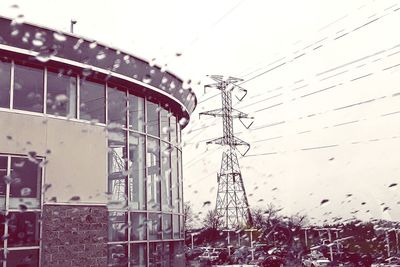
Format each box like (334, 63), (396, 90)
(147, 138), (160, 211)
(108, 129), (127, 208)
(163, 214), (172, 239)
(160, 109), (169, 141)
(8, 212), (40, 247)
(171, 149), (178, 213)
(108, 85), (127, 126)
(173, 215), (179, 239)
(146, 101), (159, 137)
(47, 70), (77, 117)
(79, 79), (105, 123)
(128, 133), (145, 210)
(161, 142), (172, 212)
(108, 244), (128, 267)
(6, 248), (39, 267)
(130, 212), (146, 241)
(10, 157), (41, 209)
(128, 94), (145, 132)
(170, 115), (177, 145)
(149, 213), (162, 240)
(0, 215), (4, 248)
(0, 60), (11, 108)
(13, 64), (44, 113)
(0, 156), (7, 209)
(108, 211), (127, 242)
(130, 243), (147, 267)
(149, 242), (163, 266)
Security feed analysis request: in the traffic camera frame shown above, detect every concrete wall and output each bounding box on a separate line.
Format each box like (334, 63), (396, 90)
(0, 111), (107, 204)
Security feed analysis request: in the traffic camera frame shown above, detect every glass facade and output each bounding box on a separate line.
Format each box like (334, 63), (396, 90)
(0, 154), (42, 266)
(0, 58), (186, 267)
(106, 89), (184, 266)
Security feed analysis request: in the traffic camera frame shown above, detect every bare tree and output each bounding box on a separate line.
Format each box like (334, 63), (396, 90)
(184, 201), (194, 230)
(203, 209), (223, 230)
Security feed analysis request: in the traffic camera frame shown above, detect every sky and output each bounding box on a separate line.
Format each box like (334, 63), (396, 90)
(1, 0), (400, 225)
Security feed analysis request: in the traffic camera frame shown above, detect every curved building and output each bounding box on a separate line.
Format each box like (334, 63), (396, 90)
(0, 16), (196, 266)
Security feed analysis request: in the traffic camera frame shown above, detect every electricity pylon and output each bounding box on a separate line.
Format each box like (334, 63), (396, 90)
(200, 75), (254, 229)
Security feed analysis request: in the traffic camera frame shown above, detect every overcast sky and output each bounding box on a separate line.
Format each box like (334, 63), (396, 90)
(2, 0), (400, 225)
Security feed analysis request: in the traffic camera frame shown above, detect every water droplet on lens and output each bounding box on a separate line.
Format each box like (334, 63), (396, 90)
(20, 187), (31, 197)
(32, 39), (44, 47)
(89, 41), (97, 49)
(142, 74), (152, 84)
(96, 51), (106, 60)
(320, 199), (329, 205)
(53, 32), (66, 42)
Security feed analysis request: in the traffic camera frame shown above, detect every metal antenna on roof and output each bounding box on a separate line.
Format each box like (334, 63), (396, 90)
(70, 19), (77, 33)
(199, 75), (254, 229)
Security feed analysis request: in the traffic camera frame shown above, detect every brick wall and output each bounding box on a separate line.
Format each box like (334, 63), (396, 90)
(41, 204), (108, 267)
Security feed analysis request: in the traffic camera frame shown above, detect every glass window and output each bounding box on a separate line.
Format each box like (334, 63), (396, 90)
(147, 138), (160, 211)
(128, 133), (145, 210)
(173, 215), (179, 239)
(130, 212), (146, 241)
(108, 129), (127, 208)
(9, 157), (42, 209)
(130, 243), (147, 267)
(0, 156), (7, 210)
(163, 214), (172, 240)
(161, 142), (172, 212)
(171, 149), (178, 213)
(108, 244), (128, 267)
(79, 79), (105, 123)
(108, 211), (127, 242)
(0, 60), (11, 108)
(13, 64), (44, 113)
(128, 94), (145, 132)
(148, 213), (161, 240)
(177, 150), (183, 213)
(108, 84), (127, 126)
(7, 212), (40, 247)
(146, 101), (159, 137)
(149, 242), (163, 266)
(169, 115), (177, 145)
(46, 70), (77, 117)
(179, 216), (184, 239)
(6, 249), (39, 266)
(160, 109), (169, 141)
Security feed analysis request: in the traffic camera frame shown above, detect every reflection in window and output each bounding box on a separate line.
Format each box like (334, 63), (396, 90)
(128, 133), (145, 210)
(147, 138), (161, 211)
(171, 149), (179, 213)
(109, 212), (127, 242)
(149, 242), (163, 266)
(108, 129), (127, 207)
(169, 115), (177, 145)
(0, 60), (11, 108)
(173, 215), (179, 239)
(128, 94), (145, 132)
(108, 85), (127, 126)
(6, 249), (39, 267)
(130, 243), (147, 267)
(80, 79), (105, 123)
(161, 142), (172, 212)
(163, 214), (172, 239)
(108, 244), (128, 267)
(13, 64), (44, 113)
(9, 157), (42, 209)
(160, 109), (169, 141)
(8, 212), (40, 247)
(130, 212), (146, 241)
(47, 70), (77, 117)
(149, 213), (162, 240)
(146, 101), (159, 137)
(0, 156), (7, 210)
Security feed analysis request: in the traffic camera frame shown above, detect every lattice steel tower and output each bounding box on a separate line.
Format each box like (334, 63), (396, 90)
(200, 75), (253, 229)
